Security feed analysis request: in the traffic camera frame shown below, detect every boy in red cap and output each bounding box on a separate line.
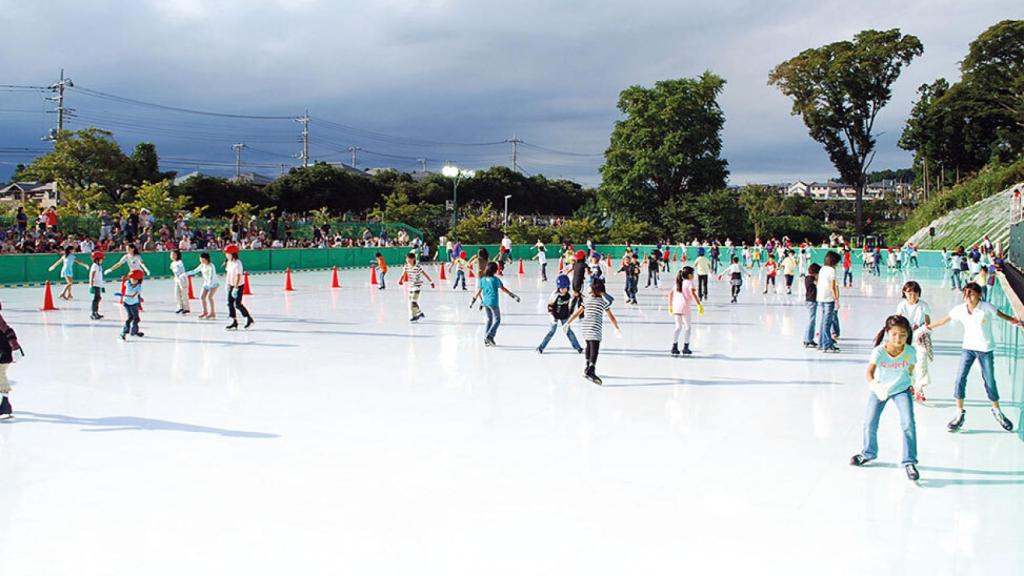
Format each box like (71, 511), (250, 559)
(119, 270), (145, 340)
(89, 251), (106, 320)
(224, 244), (254, 330)
(448, 251), (468, 290)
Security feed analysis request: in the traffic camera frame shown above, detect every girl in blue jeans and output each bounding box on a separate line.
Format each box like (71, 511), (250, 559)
(470, 262), (520, 347)
(927, 282), (1022, 432)
(850, 315), (919, 481)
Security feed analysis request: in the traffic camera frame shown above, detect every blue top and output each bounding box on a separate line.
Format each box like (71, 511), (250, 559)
(479, 276), (502, 307)
(61, 254), (76, 277)
(869, 344), (916, 398)
(123, 282), (143, 306)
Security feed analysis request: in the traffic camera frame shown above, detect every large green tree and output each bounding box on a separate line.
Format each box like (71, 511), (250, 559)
(19, 128), (136, 202)
(599, 72), (729, 229)
(769, 29), (923, 235)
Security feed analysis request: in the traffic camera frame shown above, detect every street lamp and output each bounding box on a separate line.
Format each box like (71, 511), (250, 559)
(442, 164), (475, 232)
(503, 194), (512, 231)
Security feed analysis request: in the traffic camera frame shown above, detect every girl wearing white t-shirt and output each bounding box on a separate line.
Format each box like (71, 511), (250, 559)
(170, 250), (190, 315)
(927, 282), (1022, 432)
(896, 281), (932, 401)
(816, 251), (840, 353)
(187, 252), (219, 320)
(669, 267), (703, 356)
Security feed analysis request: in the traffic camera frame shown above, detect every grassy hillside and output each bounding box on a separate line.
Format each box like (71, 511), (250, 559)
(897, 157), (1024, 248)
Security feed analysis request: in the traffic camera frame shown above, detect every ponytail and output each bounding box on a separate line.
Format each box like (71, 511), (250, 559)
(873, 314), (913, 347)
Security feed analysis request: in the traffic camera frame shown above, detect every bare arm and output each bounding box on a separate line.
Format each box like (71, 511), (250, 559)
(566, 305), (584, 326)
(926, 315), (951, 330)
(606, 308), (620, 331)
(995, 309), (1022, 325)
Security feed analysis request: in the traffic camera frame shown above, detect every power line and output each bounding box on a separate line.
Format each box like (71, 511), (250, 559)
(69, 85), (298, 120)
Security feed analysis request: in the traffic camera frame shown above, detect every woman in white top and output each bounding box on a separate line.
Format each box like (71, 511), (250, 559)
(187, 252), (219, 320)
(105, 243), (151, 277)
(896, 281), (932, 401)
(223, 244), (253, 330)
(169, 250), (190, 315)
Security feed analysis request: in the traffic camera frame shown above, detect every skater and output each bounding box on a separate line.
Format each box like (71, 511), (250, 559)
(187, 252), (219, 320)
(88, 251), (106, 320)
(896, 281), (932, 401)
(374, 252), (388, 289)
(718, 256), (750, 304)
(926, 283), (1022, 432)
(617, 254), (640, 305)
(399, 252), (435, 322)
(0, 302), (24, 419)
(48, 245), (89, 300)
(645, 248), (660, 288)
(469, 262), (520, 346)
(119, 270), (145, 340)
(849, 314), (920, 481)
(532, 245), (548, 281)
(781, 250), (797, 295)
(223, 244), (254, 330)
(842, 247), (853, 287)
(449, 250), (468, 290)
(798, 247), (810, 277)
(468, 247), (490, 280)
(669, 267), (702, 356)
(570, 250), (589, 312)
(817, 251), (841, 353)
(170, 249), (190, 315)
(802, 263), (821, 347)
(762, 254), (778, 294)
(693, 248), (711, 300)
(105, 243), (150, 278)
(537, 274), (583, 354)
(566, 277), (620, 385)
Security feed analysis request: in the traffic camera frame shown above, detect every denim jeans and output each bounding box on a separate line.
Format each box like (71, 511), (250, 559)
(804, 301), (817, 343)
(227, 287), (250, 319)
(540, 263), (547, 281)
(818, 301), (836, 349)
(452, 270), (466, 290)
(538, 318), (581, 351)
(953, 349), (999, 401)
(122, 303), (140, 335)
(484, 305), (501, 340)
(951, 270), (963, 290)
(697, 275), (708, 299)
(862, 388), (917, 465)
(843, 269), (853, 286)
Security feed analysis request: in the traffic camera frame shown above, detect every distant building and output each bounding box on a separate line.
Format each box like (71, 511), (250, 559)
(0, 181), (58, 208)
(231, 172), (276, 187)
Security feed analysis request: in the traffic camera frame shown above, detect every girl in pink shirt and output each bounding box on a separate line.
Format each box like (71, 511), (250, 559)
(669, 266), (703, 355)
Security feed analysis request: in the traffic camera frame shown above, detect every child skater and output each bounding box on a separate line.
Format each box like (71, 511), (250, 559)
(669, 267), (703, 355)
(896, 281), (932, 401)
(105, 243), (151, 278)
(762, 254), (778, 294)
(449, 250), (468, 290)
(0, 301), (24, 419)
(926, 283), (1023, 432)
(187, 252), (219, 320)
(537, 274), (583, 354)
(170, 250), (190, 315)
(566, 277), (620, 385)
(617, 254), (640, 305)
(849, 315), (920, 481)
(532, 245), (548, 282)
(223, 244), (254, 330)
(48, 245), (89, 300)
(802, 263), (821, 348)
(119, 270), (145, 341)
(373, 252), (388, 289)
(88, 251), (106, 320)
(718, 256), (751, 304)
(693, 248), (712, 300)
(399, 252), (435, 322)
(781, 250), (797, 295)
(470, 262), (520, 346)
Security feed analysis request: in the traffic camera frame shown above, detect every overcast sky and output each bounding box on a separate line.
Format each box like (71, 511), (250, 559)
(0, 0), (1019, 186)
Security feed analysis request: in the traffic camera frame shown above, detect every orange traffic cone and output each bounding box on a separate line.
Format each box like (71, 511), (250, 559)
(40, 281), (58, 311)
(284, 268), (294, 291)
(331, 266), (341, 288)
(243, 271), (253, 295)
(518, 258), (524, 275)
(673, 252), (677, 262)
(187, 275), (196, 299)
(439, 263), (447, 280)
(606, 254), (611, 267)
(468, 267), (475, 278)
(119, 276), (127, 304)
(370, 266), (378, 286)
(558, 259), (564, 274)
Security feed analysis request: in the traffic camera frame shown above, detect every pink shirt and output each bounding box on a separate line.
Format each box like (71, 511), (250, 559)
(671, 280), (697, 314)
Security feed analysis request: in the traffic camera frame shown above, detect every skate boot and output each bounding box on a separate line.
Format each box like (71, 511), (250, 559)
(905, 464), (920, 481)
(0, 396), (11, 419)
(671, 343), (680, 356)
(225, 320), (238, 330)
(947, 410), (966, 432)
(244, 317), (254, 329)
(993, 409), (1014, 431)
(682, 344), (693, 355)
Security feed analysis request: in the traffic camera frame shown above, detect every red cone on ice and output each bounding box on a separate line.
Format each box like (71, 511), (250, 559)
(518, 258), (524, 275)
(284, 268), (294, 291)
(40, 281), (58, 311)
(243, 272), (253, 295)
(370, 266), (378, 286)
(468, 267), (475, 278)
(438, 263), (447, 280)
(606, 255), (611, 267)
(187, 275), (196, 299)
(331, 266), (341, 288)
(119, 276), (127, 304)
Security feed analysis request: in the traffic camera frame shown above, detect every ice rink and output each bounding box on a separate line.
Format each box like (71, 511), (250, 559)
(0, 260), (1021, 575)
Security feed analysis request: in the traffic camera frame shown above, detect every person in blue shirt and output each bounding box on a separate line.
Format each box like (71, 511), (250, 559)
(469, 262), (520, 347)
(48, 245), (89, 300)
(119, 270), (145, 340)
(850, 315), (919, 481)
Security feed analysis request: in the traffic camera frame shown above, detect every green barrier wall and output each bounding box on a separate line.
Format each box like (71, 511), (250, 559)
(0, 245), (956, 286)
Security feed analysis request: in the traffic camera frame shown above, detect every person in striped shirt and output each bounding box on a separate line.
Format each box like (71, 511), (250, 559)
(399, 252), (434, 322)
(566, 277), (620, 385)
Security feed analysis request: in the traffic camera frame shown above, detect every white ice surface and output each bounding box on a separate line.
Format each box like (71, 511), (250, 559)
(0, 262), (1021, 576)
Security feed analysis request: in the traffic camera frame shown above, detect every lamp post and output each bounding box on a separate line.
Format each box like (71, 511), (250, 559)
(442, 164), (475, 233)
(503, 194), (512, 231)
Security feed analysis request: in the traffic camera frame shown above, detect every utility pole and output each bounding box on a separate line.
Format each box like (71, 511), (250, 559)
(295, 110), (310, 167)
(46, 68), (74, 141)
(506, 134), (523, 172)
(417, 158), (427, 172)
(348, 146), (362, 168)
(232, 143), (247, 178)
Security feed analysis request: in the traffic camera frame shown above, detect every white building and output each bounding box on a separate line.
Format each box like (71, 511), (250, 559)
(0, 181), (58, 208)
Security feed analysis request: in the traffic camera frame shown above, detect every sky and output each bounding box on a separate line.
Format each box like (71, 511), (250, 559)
(0, 0), (1020, 187)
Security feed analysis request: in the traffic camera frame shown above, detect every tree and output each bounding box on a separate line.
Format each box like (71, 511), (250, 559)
(265, 163), (381, 214)
(129, 142), (174, 185)
(600, 72), (729, 229)
(769, 29), (923, 235)
(56, 182), (106, 217)
(130, 180), (193, 220)
(961, 20), (1024, 132)
(738, 185), (785, 239)
(18, 128), (136, 203)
